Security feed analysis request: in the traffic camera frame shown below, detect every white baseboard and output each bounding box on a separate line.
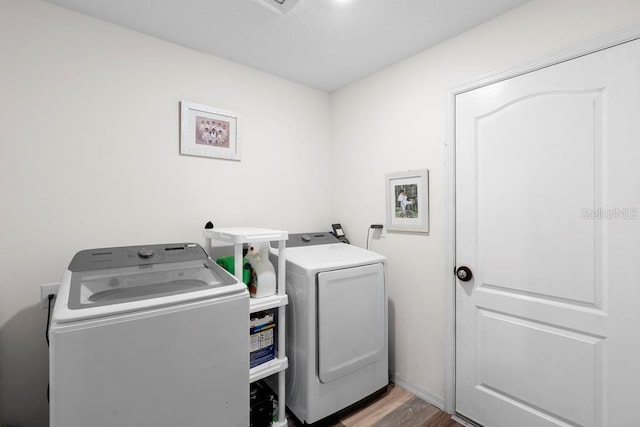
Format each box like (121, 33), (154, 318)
(390, 373), (445, 411)
(451, 414), (477, 426)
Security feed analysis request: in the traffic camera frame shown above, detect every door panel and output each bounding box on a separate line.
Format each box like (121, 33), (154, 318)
(477, 309), (601, 427)
(455, 39), (640, 427)
(317, 263), (385, 383)
(477, 91), (602, 306)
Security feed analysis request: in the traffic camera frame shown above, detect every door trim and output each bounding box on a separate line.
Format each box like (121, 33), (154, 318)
(443, 24), (640, 415)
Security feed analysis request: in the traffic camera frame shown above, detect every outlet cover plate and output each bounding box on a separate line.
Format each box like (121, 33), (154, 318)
(41, 283), (60, 309)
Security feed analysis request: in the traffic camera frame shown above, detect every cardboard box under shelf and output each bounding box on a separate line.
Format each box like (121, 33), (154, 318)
(250, 309), (276, 368)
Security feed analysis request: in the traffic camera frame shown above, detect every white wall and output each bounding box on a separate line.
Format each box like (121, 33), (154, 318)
(0, 1), (331, 424)
(331, 0), (640, 406)
(3, 0), (640, 424)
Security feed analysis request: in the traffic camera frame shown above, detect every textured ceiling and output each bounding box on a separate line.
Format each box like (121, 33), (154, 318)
(43, 0), (530, 92)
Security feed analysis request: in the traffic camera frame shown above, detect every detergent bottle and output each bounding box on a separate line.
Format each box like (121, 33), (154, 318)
(245, 241), (276, 298)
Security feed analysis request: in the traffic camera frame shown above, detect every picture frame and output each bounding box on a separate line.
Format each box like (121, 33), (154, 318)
(180, 101), (241, 161)
(385, 169), (429, 232)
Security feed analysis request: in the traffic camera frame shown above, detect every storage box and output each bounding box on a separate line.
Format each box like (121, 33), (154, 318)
(250, 310), (276, 368)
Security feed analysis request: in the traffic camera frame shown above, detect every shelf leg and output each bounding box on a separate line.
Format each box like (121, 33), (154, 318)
(277, 240), (286, 296)
(276, 369), (286, 426)
(234, 244), (243, 282)
(276, 240), (287, 426)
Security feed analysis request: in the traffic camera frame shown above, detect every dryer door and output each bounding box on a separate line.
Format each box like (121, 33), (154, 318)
(317, 263), (385, 383)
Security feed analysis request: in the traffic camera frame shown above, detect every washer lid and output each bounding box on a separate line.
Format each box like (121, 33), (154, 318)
(54, 243), (246, 323)
(68, 258), (238, 310)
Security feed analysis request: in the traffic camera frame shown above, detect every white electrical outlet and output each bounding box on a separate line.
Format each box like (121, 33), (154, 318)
(41, 283), (60, 309)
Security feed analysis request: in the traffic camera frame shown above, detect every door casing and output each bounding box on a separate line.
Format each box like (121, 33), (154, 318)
(443, 25), (640, 417)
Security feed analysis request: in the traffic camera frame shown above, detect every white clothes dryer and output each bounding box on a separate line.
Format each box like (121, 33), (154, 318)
(49, 243), (249, 427)
(270, 232), (388, 424)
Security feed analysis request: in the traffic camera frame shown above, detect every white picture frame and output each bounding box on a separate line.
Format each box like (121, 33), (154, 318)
(385, 169), (429, 232)
(180, 101), (241, 161)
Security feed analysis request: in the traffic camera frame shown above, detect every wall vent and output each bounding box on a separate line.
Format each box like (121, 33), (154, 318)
(253, 0), (303, 15)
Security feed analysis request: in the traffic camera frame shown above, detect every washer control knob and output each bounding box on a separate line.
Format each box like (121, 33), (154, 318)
(302, 234), (312, 242)
(138, 248), (155, 259)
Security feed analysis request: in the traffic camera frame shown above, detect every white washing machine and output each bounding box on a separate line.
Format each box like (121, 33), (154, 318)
(49, 243), (249, 427)
(270, 232), (388, 424)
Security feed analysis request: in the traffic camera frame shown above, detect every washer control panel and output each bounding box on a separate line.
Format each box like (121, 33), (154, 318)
(68, 243), (206, 272)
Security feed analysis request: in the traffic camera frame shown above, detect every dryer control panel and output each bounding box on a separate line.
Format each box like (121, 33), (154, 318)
(286, 232), (341, 248)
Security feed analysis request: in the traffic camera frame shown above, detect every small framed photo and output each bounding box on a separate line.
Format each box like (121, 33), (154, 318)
(385, 169), (429, 232)
(180, 101), (241, 160)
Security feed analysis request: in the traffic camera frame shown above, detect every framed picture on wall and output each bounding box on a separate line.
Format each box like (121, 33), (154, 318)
(385, 169), (429, 232)
(180, 101), (241, 160)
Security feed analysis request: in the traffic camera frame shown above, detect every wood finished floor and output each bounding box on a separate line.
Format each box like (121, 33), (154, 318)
(286, 383), (463, 427)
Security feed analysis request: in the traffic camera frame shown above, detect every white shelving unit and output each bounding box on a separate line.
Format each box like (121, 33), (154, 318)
(204, 227), (288, 427)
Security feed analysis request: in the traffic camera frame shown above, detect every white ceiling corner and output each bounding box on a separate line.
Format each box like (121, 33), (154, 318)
(252, 0), (303, 15)
(42, 0), (531, 92)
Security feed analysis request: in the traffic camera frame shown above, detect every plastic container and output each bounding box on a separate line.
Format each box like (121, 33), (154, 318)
(216, 256), (251, 285)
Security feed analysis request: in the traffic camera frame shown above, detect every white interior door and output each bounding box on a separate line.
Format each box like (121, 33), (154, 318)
(455, 39), (640, 427)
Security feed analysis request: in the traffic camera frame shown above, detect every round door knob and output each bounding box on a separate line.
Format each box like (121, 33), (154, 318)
(456, 266), (473, 282)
